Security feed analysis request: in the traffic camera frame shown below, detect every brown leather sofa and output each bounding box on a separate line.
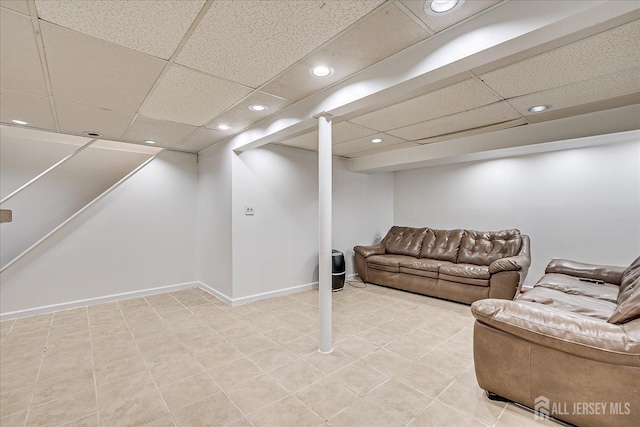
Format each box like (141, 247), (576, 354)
(472, 257), (640, 427)
(354, 226), (531, 304)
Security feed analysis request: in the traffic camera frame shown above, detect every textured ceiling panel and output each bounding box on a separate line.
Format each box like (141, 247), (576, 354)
(176, 0), (384, 88)
(351, 78), (501, 131)
(35, 0), (205, 60)
(479, 20), (640, 99)
(278, 121), (378, 151)
(508, 67), (640, 116)
(399, 0), (502, 33)
(141, 65), (251, 127)
(41, 22), (166, 113)
(205, 91), (293, 132)
(261, 3), (429, 101)
(1, 1), (29, 15)
(0, 89), (56, 132)
(345, 142), (420, 158)
(332, 133), (406, 156)
(389, 101), (521, 141)
(174, 128), (227, 153)
(55, 100), (135, 141)
(123, 116), (197, 148)
(0, 8), (48, 96)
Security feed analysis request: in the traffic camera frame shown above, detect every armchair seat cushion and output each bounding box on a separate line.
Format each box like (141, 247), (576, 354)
(518, 287), (616, 320)
(535, 273), (619, 304)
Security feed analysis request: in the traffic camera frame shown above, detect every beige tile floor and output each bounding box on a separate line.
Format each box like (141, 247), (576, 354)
(0, 282), (561, 427)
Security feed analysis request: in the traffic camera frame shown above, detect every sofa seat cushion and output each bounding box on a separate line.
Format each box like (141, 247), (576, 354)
(367, 255), (416, 273)
(440, 264), (490, 287)
(518, 287), (616, 321)
(535, 273), (619, 304)
(398, 258), (452, 279)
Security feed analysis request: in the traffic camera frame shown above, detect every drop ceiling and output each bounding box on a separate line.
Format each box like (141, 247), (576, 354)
(0, 0), (638, 162)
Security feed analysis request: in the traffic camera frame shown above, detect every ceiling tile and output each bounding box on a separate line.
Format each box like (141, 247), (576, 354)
(1, 1), (29, 15)
(40, 21), (166, 113)
(205, 91), (293, 132)
(35, 0), (205, 60)
(350, 78), (501, 131)
(55, 100), (135, 141)
(345, 142), (420, 158)
(508, 67), (640, 116)
(261, 3), (429, 101)
(176, 0), (384, 88)
(332, 133), (407, 156)
(0, 89), (56, 131)
(278, 121), (379, 151)
(414, 118), (527, 144)
(123, 116), (197, 148)
(0, 8), (48, 96)
(388, 101), (521, 141)
(479, 20), (640, 99)
(399, 0), (502, 33)
(174, 128), (227, 153)
(141, 65), (251, 127)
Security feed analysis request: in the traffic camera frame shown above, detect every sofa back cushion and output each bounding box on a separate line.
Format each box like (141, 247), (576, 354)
(458, 229), (522, 266)
(608, 277), (640, 324)
(619, 256), (640, 303)
(382, 226), (427, 258)
(420, 229), (464, 262)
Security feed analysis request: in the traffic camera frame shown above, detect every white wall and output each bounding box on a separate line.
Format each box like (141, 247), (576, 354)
(393, 140), (640, 286)
(195, 141), (234, 298)
(230, 144), (393, 300)
(0, 144), (152, 268)
(0, 150), (198, 314)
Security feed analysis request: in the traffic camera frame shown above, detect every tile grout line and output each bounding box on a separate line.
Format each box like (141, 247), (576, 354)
(21, 314), (53, 427)
(85, 307), (102, 427)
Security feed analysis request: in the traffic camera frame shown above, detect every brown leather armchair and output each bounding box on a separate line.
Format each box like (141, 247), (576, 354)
(472, 257), (640, 427)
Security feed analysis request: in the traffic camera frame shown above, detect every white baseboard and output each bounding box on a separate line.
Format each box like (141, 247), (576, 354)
(0, 281), (199, 321)
(0, 275), (358, 320)
(201, 273), (358, 306)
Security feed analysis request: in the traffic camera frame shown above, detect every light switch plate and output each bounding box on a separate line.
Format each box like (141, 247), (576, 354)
(245, 205), (255, 216)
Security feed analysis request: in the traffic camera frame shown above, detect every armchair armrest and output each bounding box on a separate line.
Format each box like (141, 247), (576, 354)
(471, 299), (640, 365)
(489, 255), (530, 274)
(545, 259), (626, 285)
(354, 244), (385, 258)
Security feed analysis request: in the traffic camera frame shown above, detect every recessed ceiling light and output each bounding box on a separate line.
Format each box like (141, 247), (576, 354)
(425, 0), (464, 15)
(371, 138), (383, 144)
(528, 105), (551, 113)
(83, 131), (102, 137)
(249, 104), (268, 112)
(309, 66), (335, 78)
(11, 119), (28, 125)
(216, 124), (231, 131)
(145, 140), (156, 144)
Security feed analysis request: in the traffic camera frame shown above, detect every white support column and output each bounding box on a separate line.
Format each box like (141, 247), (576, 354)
(317, 113), (333, 354)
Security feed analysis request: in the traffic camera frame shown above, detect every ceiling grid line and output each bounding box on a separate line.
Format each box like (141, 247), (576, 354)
(467, 70), (531, 125)
(25, 0), (59, 132)
(119, 0), (215, 141)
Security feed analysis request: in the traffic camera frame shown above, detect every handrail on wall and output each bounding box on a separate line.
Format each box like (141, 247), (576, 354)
(0, 152), (161, 273)
(0, 139), (97, 205)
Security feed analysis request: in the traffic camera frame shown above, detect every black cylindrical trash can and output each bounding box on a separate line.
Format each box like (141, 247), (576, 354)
(332, 250), (345, 292)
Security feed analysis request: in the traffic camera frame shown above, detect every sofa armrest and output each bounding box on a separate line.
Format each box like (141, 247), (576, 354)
(489, 255), (530, 274)
(545, 259), (626, 285)
(354, 244), (385, 258)
(471, 299), (640, 365)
